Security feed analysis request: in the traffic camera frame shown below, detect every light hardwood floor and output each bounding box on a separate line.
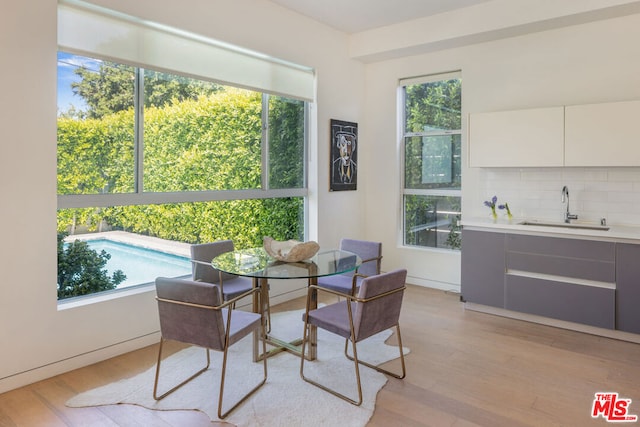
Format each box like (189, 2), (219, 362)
(1, 285), (639, 426)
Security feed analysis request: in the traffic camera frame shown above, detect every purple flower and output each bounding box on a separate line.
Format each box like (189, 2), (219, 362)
(483, 195), (498, 209)
(498, 202), (513, 218)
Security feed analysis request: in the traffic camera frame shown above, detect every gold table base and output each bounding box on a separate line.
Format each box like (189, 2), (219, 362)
(252, 277), (317, 361)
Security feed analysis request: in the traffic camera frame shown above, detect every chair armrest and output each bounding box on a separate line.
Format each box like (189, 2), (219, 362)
(307, 284), (406, 304)
(354, 255), (383, 277)
(307, 284), (355, 301)
(354, 285), (405, 303)
(222, 286), (260, 308)
(156, 287), (260, 311)
(359, 255), (382, 265)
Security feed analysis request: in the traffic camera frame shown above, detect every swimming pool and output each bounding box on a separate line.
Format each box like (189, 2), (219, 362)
(84, 239), (192, 288)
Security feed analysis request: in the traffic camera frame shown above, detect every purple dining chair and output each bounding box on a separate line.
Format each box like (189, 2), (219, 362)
(316, 238), (382, 296)
(191, 240), (271, 331)
(300, 268), (407, 405)
(153, 277), (267, 419)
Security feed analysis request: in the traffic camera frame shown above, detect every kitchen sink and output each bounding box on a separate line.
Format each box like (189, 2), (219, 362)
(518, 220), (610, 231)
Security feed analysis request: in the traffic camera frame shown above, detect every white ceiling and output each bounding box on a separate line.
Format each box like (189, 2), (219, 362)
(266, 0), (493, 33)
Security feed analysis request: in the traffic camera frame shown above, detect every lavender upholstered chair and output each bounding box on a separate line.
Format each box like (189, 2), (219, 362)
(191, 240), (271, 330)
(316, 238), (382, 296)
(153, 277), (267, 419)
(300, 269), (407, 406)
(191, 240), (254, 300)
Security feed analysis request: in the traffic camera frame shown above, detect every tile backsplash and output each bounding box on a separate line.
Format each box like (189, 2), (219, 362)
(475, 167), (640, 226)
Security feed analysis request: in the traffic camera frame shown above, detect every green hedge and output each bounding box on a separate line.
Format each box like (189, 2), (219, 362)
(57, 88), (304, 248)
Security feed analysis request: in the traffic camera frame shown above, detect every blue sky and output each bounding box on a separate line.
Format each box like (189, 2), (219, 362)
(57, 51), (101, 115)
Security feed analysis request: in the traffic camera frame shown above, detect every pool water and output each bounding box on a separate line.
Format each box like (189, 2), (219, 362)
(84, 239), (192, 288)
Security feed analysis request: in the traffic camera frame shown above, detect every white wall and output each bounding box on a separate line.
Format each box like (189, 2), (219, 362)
(0, 0), (365, 393)
(363, 12), (640, 290)
(4, 0), (640, 394)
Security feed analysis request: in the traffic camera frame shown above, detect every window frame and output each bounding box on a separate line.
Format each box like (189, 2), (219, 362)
(56, 3), (313, 303)
(399, 71), (462, 251)
(57, 54), (309, 212)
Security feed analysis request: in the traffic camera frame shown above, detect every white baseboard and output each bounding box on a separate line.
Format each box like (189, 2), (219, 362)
(1, 278), (447, 395)
(0, 280), (308, 395)
(0, 333), (160, 395)
(465, 302), (640, 345)
(406, 275), (461, 294)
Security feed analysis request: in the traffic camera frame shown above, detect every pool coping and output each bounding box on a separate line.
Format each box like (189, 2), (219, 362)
(64, 230), (191, 258)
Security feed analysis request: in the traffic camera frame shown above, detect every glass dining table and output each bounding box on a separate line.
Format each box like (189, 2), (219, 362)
(211, 247), (362, 361)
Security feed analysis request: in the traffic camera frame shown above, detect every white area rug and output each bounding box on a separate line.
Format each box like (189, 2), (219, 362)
(67, 308), (409, 426)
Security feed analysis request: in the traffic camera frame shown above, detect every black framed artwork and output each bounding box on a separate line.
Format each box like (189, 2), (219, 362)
(330, 119), (358, 191)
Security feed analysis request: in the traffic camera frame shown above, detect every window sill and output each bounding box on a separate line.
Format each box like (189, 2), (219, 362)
(57, 283), (156, 311)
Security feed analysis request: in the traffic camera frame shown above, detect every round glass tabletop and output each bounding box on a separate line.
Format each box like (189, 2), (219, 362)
(211, 247), (362, 279)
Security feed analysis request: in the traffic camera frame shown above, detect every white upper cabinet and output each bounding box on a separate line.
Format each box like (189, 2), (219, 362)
(469, 107), (565, 167)
(565, 100), (640, 167)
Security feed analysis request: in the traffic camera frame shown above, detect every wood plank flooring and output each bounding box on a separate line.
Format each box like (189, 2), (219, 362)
(1, 285), (639, 426)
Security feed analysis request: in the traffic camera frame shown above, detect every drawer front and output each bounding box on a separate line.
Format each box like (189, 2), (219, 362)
(505, 274), (615, 329)
(506, 234), (615, 261)
(507, 252), (615, 283)
(506, 234), (615, 283)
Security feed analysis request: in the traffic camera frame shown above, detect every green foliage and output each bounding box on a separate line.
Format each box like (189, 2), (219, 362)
(446, 215), (462, 250)
(58, 80), (304, 253)
(403, 78), (462, 250)
(57, 232), (126, 299)
(143, 69), (221, 110)
(268, 96), (305, 188)
(57, 59), (305, 300)
(404, 79), (461, 132)
(57, 111), (135, 194)
(72, 62), (135, 119)
(77, 198), (304, 249)
(403, 192), (461, 249)
(71, 61), (220, 119)
(142, 88), (262, 192)
(404, 78), (462, 191)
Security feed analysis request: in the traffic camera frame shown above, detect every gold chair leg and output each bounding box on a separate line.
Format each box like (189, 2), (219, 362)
(264, 284), (272, 334)
(300, 320), (363, 406)
(153, 338), (211, 400)
(218, 312), (268, 419)
(344, 324), (406, 379)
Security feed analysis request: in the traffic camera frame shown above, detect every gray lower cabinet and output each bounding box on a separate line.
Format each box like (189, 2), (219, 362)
(461, 229), (505, 308)
(505, 234), (616, 329)
(462, 229), (618, 330)
(616, 243), (640, 334)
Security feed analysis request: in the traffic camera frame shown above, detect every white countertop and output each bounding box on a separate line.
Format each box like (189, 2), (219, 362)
(461, 217), (640, 243)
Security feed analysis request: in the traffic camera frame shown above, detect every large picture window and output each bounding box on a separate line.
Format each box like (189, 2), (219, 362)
(401, 72), (462, 250)
(57, 51), (308, 299)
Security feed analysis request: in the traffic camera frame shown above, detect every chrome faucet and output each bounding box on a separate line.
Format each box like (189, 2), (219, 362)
(561, 186), (578, 223)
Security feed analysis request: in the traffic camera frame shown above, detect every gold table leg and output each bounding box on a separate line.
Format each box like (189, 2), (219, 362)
(306, 276), (318, 360)
(252, 276), (317, 361)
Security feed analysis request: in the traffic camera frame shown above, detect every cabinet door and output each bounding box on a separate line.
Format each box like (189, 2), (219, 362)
(565, 100), (640, 166)
(505, 275), (615, 329)
(461, 229), (505, 307)
(469, 107), (565, 167)
(616, 243), (640, 334)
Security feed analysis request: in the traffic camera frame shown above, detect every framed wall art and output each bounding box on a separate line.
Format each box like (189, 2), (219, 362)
(330, 119), (358, 191)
